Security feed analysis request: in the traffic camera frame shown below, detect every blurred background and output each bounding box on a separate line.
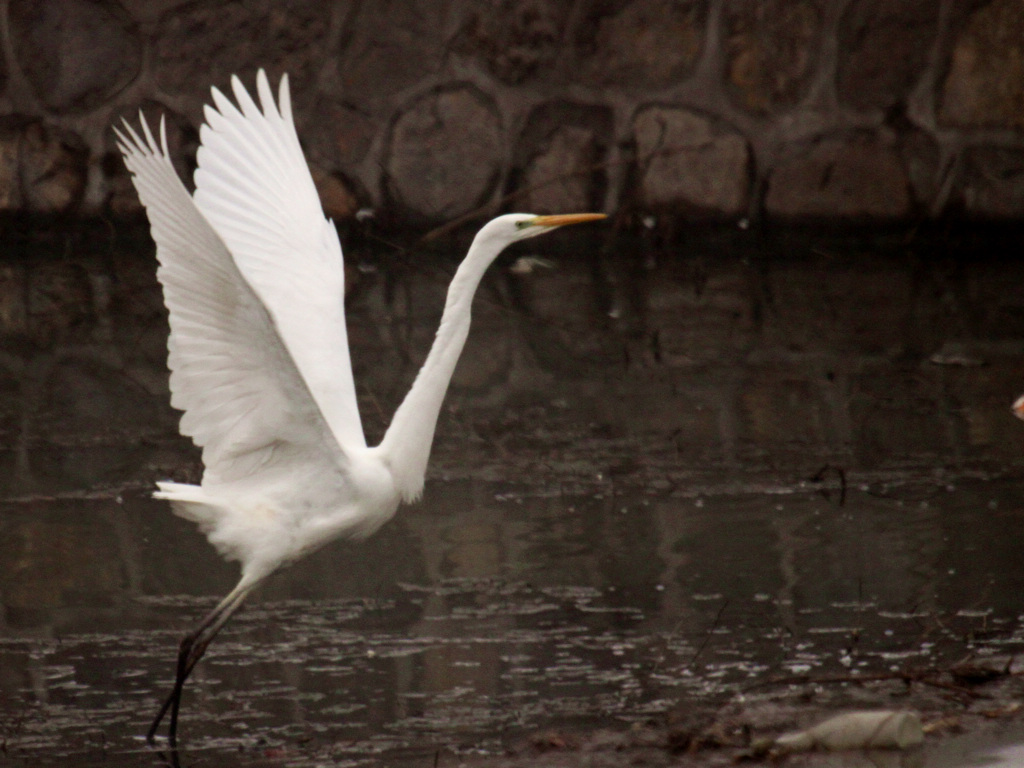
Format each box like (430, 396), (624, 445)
(0, 0), (1020, 225)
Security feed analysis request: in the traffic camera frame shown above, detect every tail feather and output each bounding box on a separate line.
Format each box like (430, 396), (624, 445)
(153, 482), (281, 575)
(155, 480), (232, 543)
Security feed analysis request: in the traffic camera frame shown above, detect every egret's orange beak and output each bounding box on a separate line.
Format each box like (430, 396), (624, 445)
(531, 213), (607, 227)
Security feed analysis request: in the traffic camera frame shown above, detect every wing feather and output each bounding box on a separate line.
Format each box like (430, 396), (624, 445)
(192, 70), (367, 451)
(116, 116), (346, 487)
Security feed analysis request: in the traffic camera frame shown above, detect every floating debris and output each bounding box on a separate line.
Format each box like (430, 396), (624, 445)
(774, 710), (924, 752)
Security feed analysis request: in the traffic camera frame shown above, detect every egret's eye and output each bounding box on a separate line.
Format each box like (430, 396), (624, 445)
(515, 220), (531, 230)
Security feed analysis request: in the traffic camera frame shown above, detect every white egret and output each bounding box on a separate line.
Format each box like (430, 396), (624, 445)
(115, 69), (604, 747)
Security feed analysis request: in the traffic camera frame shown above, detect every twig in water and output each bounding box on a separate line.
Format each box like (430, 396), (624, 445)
(689, 599), (730, 668)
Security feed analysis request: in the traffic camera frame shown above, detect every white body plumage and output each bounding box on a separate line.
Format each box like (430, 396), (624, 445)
(115, 69), (604, 745)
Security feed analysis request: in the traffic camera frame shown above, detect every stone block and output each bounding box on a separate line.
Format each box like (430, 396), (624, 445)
(22, 122), (88, 213)
(575, 0), (705, 88)
(510, 102), (612, 213)
(25, 262), (93, 347)
(899, 129), (941, 210)
(299, 98), (377, 173)
(940, 0), (1024, 129)
(9, 0), (140, 113)
(0, 121), (23, 211)
(957, 147), (1024, 219)
(0, 120), (88, 215)
(725, 0), (822, 114)
(765, 134), (911, 220)
(153, 0), (331, 110)
(383, 85), (503, 223)
(633, 106), (750, 217)
(337, 0), (446, 107)
(451, 0), (570, 85)
(837, 0), (939, 112)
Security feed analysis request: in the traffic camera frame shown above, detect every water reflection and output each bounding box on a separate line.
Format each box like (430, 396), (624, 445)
(2, 479), (1024, 763)
(2, 226), (1024, 764)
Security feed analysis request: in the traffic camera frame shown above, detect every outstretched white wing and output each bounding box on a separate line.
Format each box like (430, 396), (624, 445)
(191, 70), (366, 452)
(116, 118), (347, 486)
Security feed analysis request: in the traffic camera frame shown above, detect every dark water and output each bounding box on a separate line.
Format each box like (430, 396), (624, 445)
(2, 224), (1024, 765)
(4, 479), (1024, 766)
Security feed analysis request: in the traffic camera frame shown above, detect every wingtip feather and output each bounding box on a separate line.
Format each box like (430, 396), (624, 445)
(210, 85), (237, 122)
(118, 117), (146, 155)
(255, 68), (279, 122)
(278, 73), (292, 124)
(139, 113), (159, 154)
(112, 124), (128, 150)
(231, 72), (261, 119)
(159, 115), (169, 156)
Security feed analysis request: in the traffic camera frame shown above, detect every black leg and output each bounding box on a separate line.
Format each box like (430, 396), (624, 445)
(146, 677), (177, 743)
(166, 636), (191, 747)
(146, 582), (255, 747)
(148, 630), (203, 747)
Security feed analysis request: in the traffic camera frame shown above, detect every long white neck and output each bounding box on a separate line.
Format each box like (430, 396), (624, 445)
(377, 230), (506, 501)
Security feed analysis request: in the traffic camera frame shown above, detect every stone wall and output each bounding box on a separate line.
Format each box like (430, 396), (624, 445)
(1, 0), (1023, 226)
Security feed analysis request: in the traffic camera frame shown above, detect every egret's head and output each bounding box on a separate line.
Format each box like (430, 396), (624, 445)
(484, 212), (608, 246)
